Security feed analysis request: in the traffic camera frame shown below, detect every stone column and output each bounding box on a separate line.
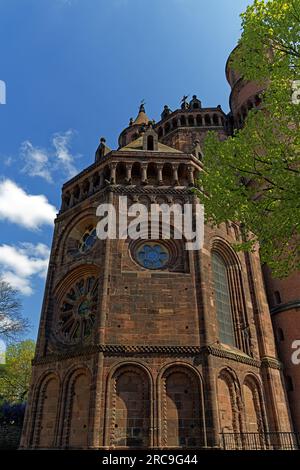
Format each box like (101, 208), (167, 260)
(88, 176), (93, 195)
(172, 163), (179, 186)
(141, 163), (148, 185)
(110, 162), (117, 184)
(99, 172), (104, 188)
(126, 163), (132, 184)
(157, 163), (163, 185)
(61, 194), (68, 211)
(188, 165), (194, 186)
(69, 192), (74, 207)
(92, 171), (99, 190)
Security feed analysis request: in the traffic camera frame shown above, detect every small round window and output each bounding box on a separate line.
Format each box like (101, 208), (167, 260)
(135, 242), (170, 270)
(79, 226), (97, 253)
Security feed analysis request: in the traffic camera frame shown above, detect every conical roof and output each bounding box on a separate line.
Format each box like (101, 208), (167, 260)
(132, 103), (150, 126)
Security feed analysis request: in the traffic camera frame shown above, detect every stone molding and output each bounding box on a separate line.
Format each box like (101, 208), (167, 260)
(32, 344), (273, 369)
(270, 300), (300, 316)
(260, 356), (283, 370)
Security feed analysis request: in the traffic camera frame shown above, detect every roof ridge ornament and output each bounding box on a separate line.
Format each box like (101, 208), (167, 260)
(181, 94), (189, 110)
(95, 136), (111, 162)
(139, 99), (146, 112)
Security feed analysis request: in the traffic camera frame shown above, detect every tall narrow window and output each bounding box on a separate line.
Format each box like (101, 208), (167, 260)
(274, 290), (282, 304)
(212, 252), (235, 346)
(285, 375), (294, 392)
(277, 327), (284, 341)
(147, 135), (154, 150)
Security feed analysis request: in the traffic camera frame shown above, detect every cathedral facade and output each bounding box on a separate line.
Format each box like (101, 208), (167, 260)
(20, 53), (298, 449)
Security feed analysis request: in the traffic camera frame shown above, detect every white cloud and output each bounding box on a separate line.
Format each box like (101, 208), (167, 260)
(21, 129), (78, 182)
(58, 0), (75, 5)
(21, 141), (53, 182)
(4, 156), (13, 166)
(0, 179), (57, 229)
(0, 243), (50, 295)
(53, 130), (78, 178)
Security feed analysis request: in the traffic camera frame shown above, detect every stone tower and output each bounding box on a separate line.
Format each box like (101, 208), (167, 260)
(20, 99), (293, 448)
(225, 49), (300, 434)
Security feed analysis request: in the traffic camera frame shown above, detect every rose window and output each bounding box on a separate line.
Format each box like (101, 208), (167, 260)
(57, 276), (98, 343)
(135, 243), (170, 269)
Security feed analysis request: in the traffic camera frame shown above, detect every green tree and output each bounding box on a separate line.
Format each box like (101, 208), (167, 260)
(196, 0), (300, 277)
(0, 340), (35, 403)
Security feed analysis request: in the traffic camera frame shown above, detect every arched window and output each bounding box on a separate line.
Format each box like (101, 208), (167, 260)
(188, 116), (194, 126)
(274, 290), (282, 304)
(285, 375), (294, 392)
(205, 114), (211, 126)
(147, 135), (154, 151)
(212, 114), (219, 126)
(196, 115), (202, 126)
(211, 241), (251, 354)
(277, 327), (284, 341)
(211, 252), (235, 346)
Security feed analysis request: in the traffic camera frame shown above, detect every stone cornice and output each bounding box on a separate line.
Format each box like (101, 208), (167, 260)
(204, 345), (261, 368)
(32, 345), (202, 365)
(110, 186), (192, 196)
(260, 356), (283, 370)
(32, 344), (268, 369)
(56, 185), (195, 220)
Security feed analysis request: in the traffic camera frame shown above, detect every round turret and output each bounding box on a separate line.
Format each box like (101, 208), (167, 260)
(226, 47), (264, 129)
(118, 103), (151, 148)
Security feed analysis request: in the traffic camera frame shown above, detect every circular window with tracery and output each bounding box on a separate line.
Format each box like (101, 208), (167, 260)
(78, 226), (97, 253)
(135, 242), (170, 270)
(57, 276), (98, 343)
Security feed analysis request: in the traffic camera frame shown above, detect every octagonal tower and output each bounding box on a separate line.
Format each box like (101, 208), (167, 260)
(20, 98), (293, 449)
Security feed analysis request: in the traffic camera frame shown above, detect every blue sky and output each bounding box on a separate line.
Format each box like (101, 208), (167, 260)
(0, 0), (251, 340)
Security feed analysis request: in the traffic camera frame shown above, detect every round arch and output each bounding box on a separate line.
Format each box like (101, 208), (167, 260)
(59, 365), (92, 448)
(217, 367), (244, 436)
(210, 237), (250, 354)
(104, 361), (154, 448)
(54, 207), (101, 263)
(29, 371), (61, 448)
(157, 362), (206, 448)
(242, 373), (268, 434)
